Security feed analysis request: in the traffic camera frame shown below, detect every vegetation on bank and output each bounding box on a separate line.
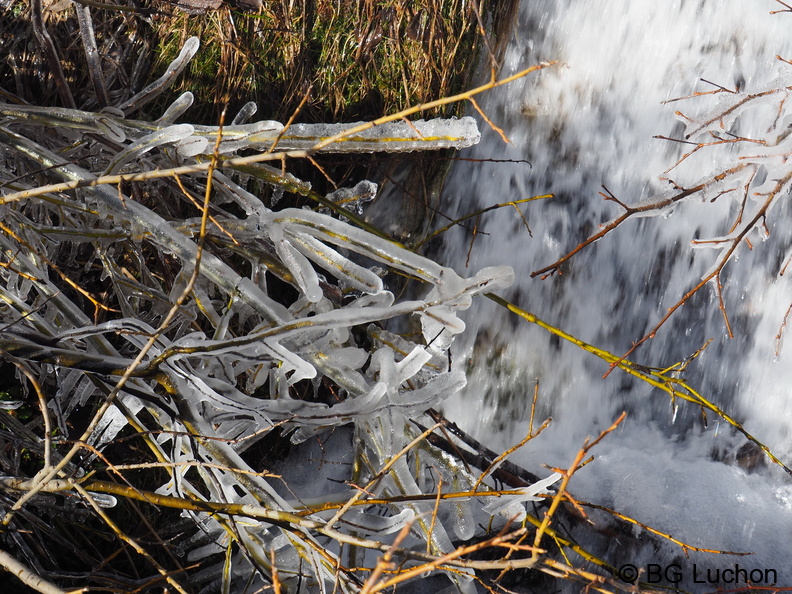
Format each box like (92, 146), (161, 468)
(151, 0), (508, 123)
(1, 0), (515, 122)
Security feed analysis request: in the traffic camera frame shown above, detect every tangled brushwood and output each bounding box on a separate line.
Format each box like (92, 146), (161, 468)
(0, 31), (584, 592)
(8, 3), (788, 592)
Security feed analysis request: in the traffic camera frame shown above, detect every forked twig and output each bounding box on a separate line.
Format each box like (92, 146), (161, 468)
(531, 412), (627, 561)
(530, 165), (749, 279)
(485, 293), (792, 476)
(411, 194), (551, 250)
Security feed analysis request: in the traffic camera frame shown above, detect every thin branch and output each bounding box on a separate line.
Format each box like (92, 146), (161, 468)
(531, 412), (627, 560)
(72, 483), (189, 594)
(412, 194), (551, 250)
(576, 499), (749, 557)
(531, 164), (748, 279)
(0, 549), (67, 594)
(775, 303), (792, 357)
(1, 62), (557, 207)
(484, 292), (792, 476)
(469, 96), (510, 143)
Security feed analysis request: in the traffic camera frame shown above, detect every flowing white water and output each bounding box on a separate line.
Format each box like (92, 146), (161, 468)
(440, 1), (792, 589)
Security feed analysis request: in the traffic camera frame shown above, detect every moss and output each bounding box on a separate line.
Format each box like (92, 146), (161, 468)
(0, 0), (517, 122)
(148, 0), (505, 124)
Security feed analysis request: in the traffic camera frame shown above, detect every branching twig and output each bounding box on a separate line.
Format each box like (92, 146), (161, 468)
(530, 164), (749, 279)
(485, 293), (792, 476)
(531, 412), (627, 561)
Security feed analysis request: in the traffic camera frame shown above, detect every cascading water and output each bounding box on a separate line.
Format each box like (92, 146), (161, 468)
(440, 0), (792, 588)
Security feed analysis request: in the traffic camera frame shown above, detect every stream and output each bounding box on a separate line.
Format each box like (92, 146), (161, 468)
(440, 1), (792, 588)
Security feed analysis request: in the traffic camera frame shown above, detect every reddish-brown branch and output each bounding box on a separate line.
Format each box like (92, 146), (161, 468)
(726, 169), (756, 232)
(781, 251), (792, 276)
(531, 164), (749, 279)
(714, 272), (733, 339)
(775, 303), (792, 357)
(658, 132), (763, 176)
(686, 88), (782, 138)
(603, 169), (792, 377)
(661, 78), (738, 104)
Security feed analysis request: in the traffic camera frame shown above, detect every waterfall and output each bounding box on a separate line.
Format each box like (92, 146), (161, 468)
(440, 0), (792, 586)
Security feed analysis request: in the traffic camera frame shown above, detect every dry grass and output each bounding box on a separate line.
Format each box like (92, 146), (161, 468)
(149, 0), (500, 123)
(0, 0), (513, 122)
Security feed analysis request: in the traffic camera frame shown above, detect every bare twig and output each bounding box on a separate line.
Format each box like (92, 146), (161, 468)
(0, 549), (67, 594)
(531, 412), (627, 561)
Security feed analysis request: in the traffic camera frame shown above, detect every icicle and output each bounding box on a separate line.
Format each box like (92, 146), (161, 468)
(269, 208), (447, 282)
(268, 223), (323, 303)
(196, 119), (284, 154)
(156, 91), (194, 125)
(104, 123), (194, 175)
(452, 497), (476, 541)
(482, 472), (562, 518)
(88, 404), (130, 448)
(94, 115), (126, 143)
(83, 491), (118, 509)
(344, 507), (415, 535)
(232, 101), (258, 125)
(285, 231), (384, 294)
(275, 116), (481, 153)
(118, 36), (200, 115)
(176, 135), (208, 157)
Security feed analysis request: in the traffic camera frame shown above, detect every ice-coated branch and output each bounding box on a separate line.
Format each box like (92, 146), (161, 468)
(0, 35), (575, 593)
